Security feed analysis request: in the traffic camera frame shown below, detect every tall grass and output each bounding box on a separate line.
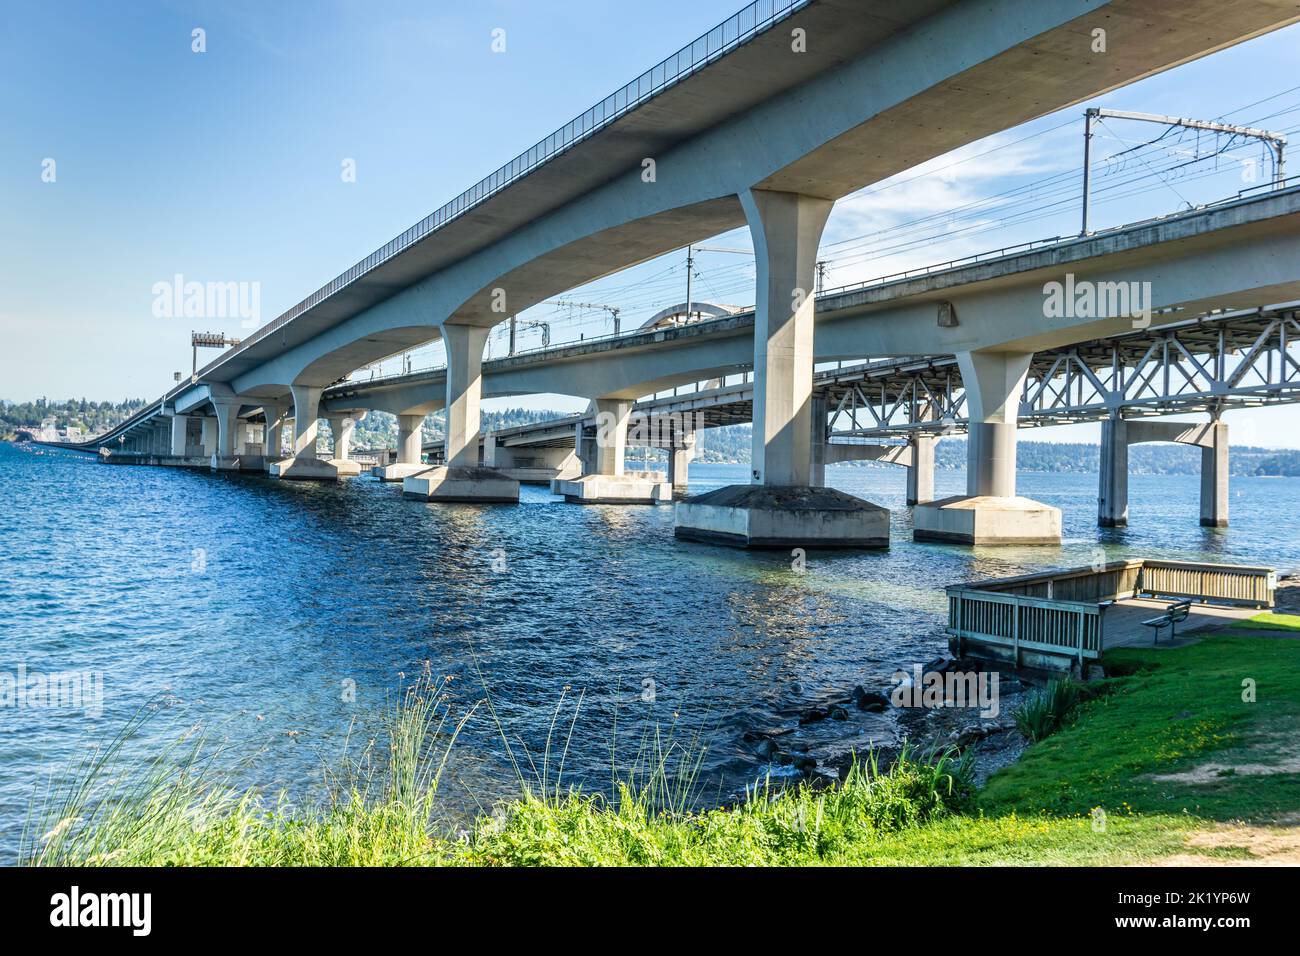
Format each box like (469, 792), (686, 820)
(23, 678), (474, 866)
(24, 679), (977, 867)
(1013, 678), (1083, 742)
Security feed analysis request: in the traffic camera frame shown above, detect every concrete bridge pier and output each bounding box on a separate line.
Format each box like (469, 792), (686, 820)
(169, 414), (191, 457)
(261, 403), (288, 469)
(210, 400), (245, 471)
(325, 413), (363, 477)
(907, 433), (937, 506)
(1099, 416), (1228, 528)
(914, 350), (1061, 545)
(200, 417), (218, 457)
(668, 430), (697, 497)
(484, 432), (580, 484)
(1200, 421), (1229, 528)
(375, 414), (428, 481)
(209, 402), (267, 472)
(675, 189), (889, 548)
(270, 385), (341, 479)
(553, 398), (671, 503)
(403, 323), (519, 502)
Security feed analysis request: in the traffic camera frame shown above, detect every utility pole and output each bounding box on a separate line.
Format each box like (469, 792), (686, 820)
(1081, 106), (1288, 236)
(684, 244), (695, 322)
(542, 300), (621, 337)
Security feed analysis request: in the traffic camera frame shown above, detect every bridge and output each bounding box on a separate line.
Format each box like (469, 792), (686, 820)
(43, 0), (1300, 548)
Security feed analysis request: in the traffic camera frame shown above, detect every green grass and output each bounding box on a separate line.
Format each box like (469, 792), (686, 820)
(24, 615), (1300, 866)
(1226, 611), (1300, 632)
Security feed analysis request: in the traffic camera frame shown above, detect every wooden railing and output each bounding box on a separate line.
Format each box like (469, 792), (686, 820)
(1139, 560), (1275, 608)
(947, 558), (1274, 664)
(948, 588), (1104, 663)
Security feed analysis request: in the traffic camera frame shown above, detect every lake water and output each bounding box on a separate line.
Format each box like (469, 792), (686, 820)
(1, 439), (1296, 857)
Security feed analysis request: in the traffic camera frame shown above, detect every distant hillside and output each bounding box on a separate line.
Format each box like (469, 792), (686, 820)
(11, 399), (1298, 478)
(1, 398), (150, 440)
(693, 425), (1300, 477)
(351, 407), (565, 448)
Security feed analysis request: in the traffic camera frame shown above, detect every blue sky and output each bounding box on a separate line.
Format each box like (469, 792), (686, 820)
(3, 1), (1300, 446)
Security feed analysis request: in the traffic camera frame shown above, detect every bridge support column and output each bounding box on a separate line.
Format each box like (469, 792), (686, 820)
(914, 350), (1061, 545)
(668, 430), (697, 497)
(210, 400), (246, 471)
(326, 414), (363, 477)
(404, 323), (518, 502)
(169, 415), (191, 457)
(809, 392), (828, 488)
(200, 417), (218, 457)
(261, 403), (288, 469)
(377, 414), (428, 481)
(553, 399), (670, 503)
(675, 189), (888, 547)
(1098, 415), (1129, 527)
(1200, 420), (1229, 528)
(907, 433), (936, 506)
(270, 384), (340, 479)
(1097, 418), (1228, 529)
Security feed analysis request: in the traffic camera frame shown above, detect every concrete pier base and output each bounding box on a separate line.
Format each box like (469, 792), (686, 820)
(210, 455), (265, 473)
(268, 456), (342, 480)
(402, 466), (519, 502)
(913, 495), (1061, 545)
(326, 458), (363, 477)
(374, 462), (430, 482)
(674, 485), (890, 548)
(502, 467), (574, 486)
(552, 473), (672, 504)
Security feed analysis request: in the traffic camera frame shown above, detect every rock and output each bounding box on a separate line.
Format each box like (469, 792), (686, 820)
(795, 756), (818, 774)
(798, 707), (829, 725)
(830, 706), (849, 721)
(852, 685), (890, 712)
(923, 656), (950, 675)
(949, 725), (987, 748)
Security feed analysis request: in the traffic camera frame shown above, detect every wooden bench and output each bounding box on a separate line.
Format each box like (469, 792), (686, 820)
(1142, 599), (1192, 644)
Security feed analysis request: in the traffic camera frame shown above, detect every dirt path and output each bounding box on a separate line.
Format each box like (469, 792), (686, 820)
(1153, 821), (1300, 866)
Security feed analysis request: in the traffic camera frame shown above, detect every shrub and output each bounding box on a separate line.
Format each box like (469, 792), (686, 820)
(1014, 678), (1083, 742)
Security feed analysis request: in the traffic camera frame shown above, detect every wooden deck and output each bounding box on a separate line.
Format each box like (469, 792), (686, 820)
(945, 559), (1276, 669)
(1099, 596), (1259, 649)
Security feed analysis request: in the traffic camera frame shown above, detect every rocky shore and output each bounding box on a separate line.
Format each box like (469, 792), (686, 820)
(742, 654), (1036, 791)
(746, 574), (1299, 792)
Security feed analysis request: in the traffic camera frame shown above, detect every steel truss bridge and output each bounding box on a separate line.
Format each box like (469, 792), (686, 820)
(612, 303), (1300, 445)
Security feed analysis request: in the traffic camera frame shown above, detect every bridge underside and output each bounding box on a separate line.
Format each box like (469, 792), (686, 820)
(64, 1), (1300, 546)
